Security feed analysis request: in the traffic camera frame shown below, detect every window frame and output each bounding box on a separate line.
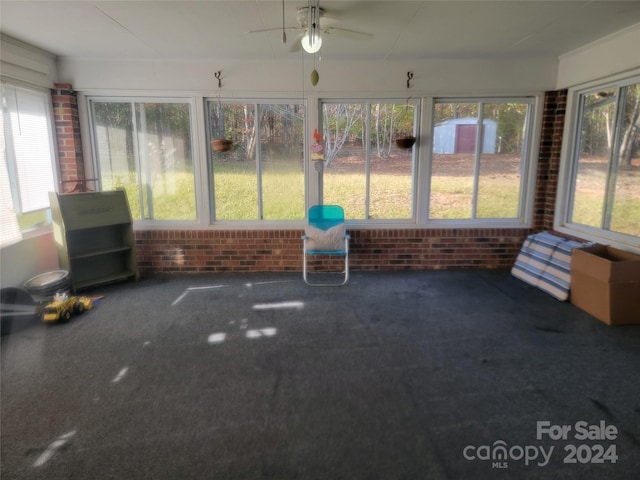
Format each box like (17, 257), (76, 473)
(204, 97), (307, 224)
(81, 92), (544, 230)
(555, 71), (640, 253)
(1, 80), (59, 246)
(425, 96), (539, 227)
(318, 97), (421, 224)
(86, 95), (201, 226)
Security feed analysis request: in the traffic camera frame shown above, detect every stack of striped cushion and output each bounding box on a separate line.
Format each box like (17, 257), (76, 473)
(511, 231), (590, 301)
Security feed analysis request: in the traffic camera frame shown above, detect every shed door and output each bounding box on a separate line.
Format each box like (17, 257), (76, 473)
(455, 125), (477, 154)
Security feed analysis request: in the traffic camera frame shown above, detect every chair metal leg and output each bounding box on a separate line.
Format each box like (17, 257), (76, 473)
(303, 237), (349, 287)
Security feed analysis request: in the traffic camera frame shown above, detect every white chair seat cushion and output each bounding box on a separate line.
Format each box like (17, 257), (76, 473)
(304, 224), (346, 251)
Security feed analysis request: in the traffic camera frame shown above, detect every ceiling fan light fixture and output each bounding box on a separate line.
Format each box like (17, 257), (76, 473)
(301, 32), (322, 53)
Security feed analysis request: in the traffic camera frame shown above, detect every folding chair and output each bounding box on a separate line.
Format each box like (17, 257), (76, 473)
(302, 205), (350, 286)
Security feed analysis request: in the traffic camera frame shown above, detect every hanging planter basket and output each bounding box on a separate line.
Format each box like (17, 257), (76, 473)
(211, 138), (233, 152)
(395, 135), (416, 149)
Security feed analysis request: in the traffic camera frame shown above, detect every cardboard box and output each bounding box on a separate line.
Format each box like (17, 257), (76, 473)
(570, 245), (640, 325)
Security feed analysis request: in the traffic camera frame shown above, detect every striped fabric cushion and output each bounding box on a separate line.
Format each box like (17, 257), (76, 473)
(512, 232), (588, 301)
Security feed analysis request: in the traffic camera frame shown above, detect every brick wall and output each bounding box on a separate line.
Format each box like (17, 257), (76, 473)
(52, 83), (87, 193)
(135, 230), (303, 275)
(536, 90), (568, 231)
(134, 228), (534, 275)
(53, 87), (567, 276)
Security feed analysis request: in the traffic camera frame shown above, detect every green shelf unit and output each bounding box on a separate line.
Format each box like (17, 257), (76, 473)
(49, 190), (139, 292)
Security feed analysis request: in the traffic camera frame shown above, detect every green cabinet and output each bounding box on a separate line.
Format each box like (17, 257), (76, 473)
(49, 190), (139, 291)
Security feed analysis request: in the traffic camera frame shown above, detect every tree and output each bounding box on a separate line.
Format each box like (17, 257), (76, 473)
(322, 102), (416, 165)
(322, 104), (365, 167)
(371, 103), (393, 158)
(488, 103), (529, 154)
(619, 84), (640, 167)
(243, 105), (257, 161)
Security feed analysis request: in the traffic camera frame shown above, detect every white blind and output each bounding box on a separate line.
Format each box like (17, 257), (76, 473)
(0, 111), (22, 247)
(5, 86), (56, 213)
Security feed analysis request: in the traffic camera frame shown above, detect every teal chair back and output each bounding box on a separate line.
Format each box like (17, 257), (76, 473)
(308, 205), (345, 230)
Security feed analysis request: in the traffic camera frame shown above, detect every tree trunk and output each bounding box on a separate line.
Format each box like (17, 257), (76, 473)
(244, 105), (256, 161)
(323, 104), (361, 167)
(618, 88), (640, 167)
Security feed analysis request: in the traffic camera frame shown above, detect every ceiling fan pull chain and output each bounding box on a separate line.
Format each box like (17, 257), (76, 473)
(308, 0), (312, 39)
(281, 0), (287, 44)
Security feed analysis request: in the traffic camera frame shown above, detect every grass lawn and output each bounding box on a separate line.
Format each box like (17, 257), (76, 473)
(572, 160), (640, 236)
(429, 176), (521, 219)
(96, 154), (639, 236)
(111, 177), (197, 221)
(106, 168), (546, 221)
(324, 173), (413, 219)
(213, 158), (305, 220)
(572, 192), (640, 236)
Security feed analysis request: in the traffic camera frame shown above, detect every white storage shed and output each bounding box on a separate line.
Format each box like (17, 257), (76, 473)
(433, 118), (497, 154)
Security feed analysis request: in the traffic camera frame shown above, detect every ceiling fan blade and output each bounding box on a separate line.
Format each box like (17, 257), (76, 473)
(289, 33), (304, 52)
(248, 26), (303, 35)
(318, 15), (340, 28)
(323, 27), (373, 41)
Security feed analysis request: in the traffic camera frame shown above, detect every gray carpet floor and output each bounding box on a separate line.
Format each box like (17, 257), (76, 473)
(2, 270), (639, 479)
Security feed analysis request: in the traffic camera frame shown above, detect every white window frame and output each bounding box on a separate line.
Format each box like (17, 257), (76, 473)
(204, 97), (307, 224)
(555, 71), (640, 253)
(424, 96), (540, 227)
(1, 80), (58, 246)
(319, 97), (421, 225)
(80, 91), (544, 231)
(86, 96), (201, 227)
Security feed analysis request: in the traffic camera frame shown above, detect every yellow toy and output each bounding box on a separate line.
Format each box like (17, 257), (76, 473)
(42, 292), (97, 323)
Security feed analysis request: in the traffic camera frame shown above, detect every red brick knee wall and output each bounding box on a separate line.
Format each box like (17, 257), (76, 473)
(134, 228), (534, 276)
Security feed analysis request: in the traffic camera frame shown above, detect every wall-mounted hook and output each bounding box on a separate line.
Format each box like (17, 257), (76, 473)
(407, 71), (413, 89)
(214, 71), (222, 88)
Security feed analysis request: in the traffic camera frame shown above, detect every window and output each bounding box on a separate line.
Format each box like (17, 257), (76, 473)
(89, 99), (196, 221)
(430, 98), (534, 221)
(321, 101), (418, 220)
(206, 100), (305, 221)
(85, 95), (541, 228)
(563, 79), (640, 240)
(1, 83), (57, 247)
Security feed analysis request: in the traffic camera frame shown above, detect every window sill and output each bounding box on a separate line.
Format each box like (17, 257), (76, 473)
(132, 219), (533, 231)
(1, 225), (53, 250)
(21, 224), (53, 239)
(554, 224), (640, 255)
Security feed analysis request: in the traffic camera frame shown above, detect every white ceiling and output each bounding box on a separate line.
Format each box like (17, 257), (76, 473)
(2, 1), (640, 62)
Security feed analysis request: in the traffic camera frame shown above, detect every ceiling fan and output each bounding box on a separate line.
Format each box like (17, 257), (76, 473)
(248, 1), (373, 54)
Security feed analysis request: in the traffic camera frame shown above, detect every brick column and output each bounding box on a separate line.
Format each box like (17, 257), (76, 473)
(534, 89), (567, 231)
(52, 83), (88, 193)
